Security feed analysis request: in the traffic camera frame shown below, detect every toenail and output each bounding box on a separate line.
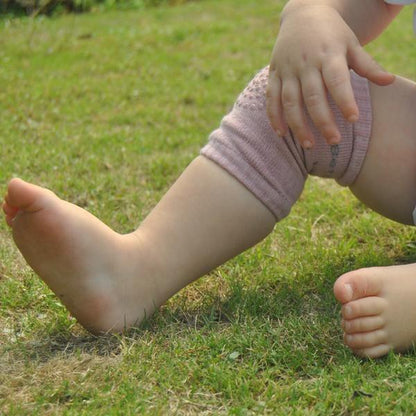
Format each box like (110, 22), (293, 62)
(344, 305), (352, 318)
(344, 284), (353, 301)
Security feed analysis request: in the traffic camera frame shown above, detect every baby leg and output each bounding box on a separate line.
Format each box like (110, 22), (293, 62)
(3, 68), (310, 335)
(2, 66), (373, 336)
(3, 158), (275, 334)
(334, 76), (416, 358)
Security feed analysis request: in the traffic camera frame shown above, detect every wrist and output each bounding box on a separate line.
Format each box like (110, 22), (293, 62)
(280, 0), (394, 45)
(280, 1), (342, 26)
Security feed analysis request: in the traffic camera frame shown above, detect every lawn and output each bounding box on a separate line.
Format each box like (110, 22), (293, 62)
(1, 1), (416, 414)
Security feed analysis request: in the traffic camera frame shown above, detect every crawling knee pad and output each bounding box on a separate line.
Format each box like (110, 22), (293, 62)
(201, 67), (372, 221)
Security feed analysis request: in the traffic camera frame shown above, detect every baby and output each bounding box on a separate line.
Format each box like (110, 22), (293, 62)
(3, 0), (416, 358)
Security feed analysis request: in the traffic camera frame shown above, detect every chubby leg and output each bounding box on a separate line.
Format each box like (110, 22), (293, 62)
(334, 76), (416, 357)
(2, 156), (275, 334)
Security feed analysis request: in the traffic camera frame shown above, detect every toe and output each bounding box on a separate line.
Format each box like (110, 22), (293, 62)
(343, 315), (385, 334)
(344, 328), (388, 349)
(352, 343), (392, 359)
(2, 197), (19, 226)
(334, 268), (384, 303)
(342, 296), (387, 320)
(7, 178), (52, 213)
(2, 200), (17, 216)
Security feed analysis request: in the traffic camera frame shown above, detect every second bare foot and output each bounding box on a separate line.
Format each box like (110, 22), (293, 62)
(334, 264), (416, 358)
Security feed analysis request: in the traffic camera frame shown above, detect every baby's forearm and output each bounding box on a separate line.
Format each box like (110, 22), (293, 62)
(281, 0), (403, 45)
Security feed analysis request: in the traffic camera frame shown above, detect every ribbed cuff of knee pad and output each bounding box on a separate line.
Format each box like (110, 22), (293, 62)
(200, 130), (288, 222)
(200, 104), (307, 222)
(336, 72), (372, 186)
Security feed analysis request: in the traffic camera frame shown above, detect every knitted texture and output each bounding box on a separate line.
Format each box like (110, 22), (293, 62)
(201, 67), (372, 221)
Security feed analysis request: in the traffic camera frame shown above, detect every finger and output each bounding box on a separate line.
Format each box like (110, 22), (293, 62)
(266, 68), (287, 136)
(300, 69), (341, 145)
(281, 77), (314, 149)
(348, 46), (395, 86)
(322, 56), (359, 123)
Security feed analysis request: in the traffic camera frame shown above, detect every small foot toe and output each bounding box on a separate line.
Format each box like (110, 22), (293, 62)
(352, 344), (392, 359)
(344, 329), (388, 350)
(342, 315), (385, 334)
(342, 297), (386, 320)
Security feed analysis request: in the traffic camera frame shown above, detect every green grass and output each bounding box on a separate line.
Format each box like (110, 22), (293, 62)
(1, 1), (416, 414)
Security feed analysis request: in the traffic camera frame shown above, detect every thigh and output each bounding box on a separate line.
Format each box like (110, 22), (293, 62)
(350, 76), (416, 225)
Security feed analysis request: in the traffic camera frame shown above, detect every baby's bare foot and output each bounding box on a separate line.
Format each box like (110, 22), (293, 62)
(334, 264), (416, 358)
(2, 178), (162, 334)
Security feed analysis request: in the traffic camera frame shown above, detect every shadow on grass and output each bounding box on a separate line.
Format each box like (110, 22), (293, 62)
(5, 244), (416, 367)
(1, 332), (123, 364)
(2, 277), (339, 370)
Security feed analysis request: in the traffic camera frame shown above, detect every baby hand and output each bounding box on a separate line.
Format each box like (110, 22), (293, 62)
(266, 5), (394, 148)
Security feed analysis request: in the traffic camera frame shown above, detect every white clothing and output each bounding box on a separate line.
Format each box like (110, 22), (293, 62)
(385, 1), (415, 4)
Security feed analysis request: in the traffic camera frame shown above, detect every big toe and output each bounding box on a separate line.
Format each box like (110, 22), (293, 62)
(334, 268), (384, 304)
(6, 178), (54, 214)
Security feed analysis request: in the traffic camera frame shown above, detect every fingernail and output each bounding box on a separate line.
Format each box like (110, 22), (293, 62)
(329, 137), (340, 145)
(276, 129), (283, 137)
(348, 114), (358, 123)
(303, 140), (312, 149)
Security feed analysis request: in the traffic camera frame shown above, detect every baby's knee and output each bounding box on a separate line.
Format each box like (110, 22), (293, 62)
(201, 67), (307, 221)
(201, 69), (373, 221)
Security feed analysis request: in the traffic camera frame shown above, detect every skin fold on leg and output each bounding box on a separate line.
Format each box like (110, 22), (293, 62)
(334, 75), (416, 358)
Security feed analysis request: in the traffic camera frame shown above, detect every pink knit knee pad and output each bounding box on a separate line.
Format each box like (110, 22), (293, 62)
(200, 67), (372, 221)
